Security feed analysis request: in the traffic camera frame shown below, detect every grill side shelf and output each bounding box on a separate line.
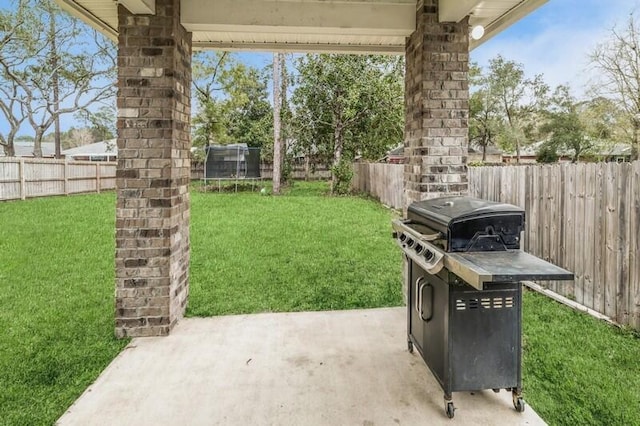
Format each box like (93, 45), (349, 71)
(445, 251), (575, 290)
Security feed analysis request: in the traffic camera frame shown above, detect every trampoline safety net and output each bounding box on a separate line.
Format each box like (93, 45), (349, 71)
(204, 144), (261, 179)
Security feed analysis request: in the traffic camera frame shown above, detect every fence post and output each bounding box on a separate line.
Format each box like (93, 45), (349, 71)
(64, 160), (69, 195)
(96, 163), (101, 193)
(19, 158), (25, 200)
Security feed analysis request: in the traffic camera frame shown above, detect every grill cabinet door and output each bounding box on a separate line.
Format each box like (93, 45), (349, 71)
(448, 283), (521, 391)
(409, 263), (448, 389)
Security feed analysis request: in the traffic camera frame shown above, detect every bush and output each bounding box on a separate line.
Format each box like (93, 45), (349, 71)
(536, 143), (559, 163)
(330, 159), (353, 195)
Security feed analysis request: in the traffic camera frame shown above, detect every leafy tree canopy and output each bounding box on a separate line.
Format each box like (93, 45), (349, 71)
(191, 52), (272, 152)
(291, 54), (404, 193)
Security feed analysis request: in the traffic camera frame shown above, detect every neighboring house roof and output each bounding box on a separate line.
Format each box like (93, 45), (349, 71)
(502, 141), (634, 158)
(384, 144), (504, 159)
(469, 145), (503, 155)
(0, 142), (56, 157)
(387, 144), (404, 157)
(62, 139), (118, 158)
(600, 143), (632, 157)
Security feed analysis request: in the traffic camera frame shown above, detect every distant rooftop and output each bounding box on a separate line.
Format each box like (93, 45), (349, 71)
(0, 142), (56, 158)
(62, 139), (117, 158)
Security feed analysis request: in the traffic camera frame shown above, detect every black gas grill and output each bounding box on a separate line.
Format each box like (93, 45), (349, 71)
(392, 196), (573, 419)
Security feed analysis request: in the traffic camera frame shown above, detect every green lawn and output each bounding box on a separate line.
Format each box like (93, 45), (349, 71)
(0, 182), (638, 425)
(188, 181), (403, 315)
(522, 291), (640, 425)
(0, 194), (129, 426)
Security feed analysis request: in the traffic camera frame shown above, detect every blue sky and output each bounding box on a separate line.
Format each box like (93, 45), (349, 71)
(471, 0), (640, 96)
(3, 0), (640, 137)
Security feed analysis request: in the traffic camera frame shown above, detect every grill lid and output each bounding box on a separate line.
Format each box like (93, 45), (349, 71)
(408, 196), (523, 227)
(407, 196), (525, 252)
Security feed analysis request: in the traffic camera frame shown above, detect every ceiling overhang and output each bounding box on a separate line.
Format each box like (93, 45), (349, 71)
(55, 0), (548, 54)
(120, 0), (155, 15)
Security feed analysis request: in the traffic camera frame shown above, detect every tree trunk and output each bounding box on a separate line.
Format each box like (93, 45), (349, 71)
(50, 10), (61, 159)
(3, 129), (17, 157)
(515, 137), (521, 164)
(633, 118), (640, 161)
(33, 128), (44, 157)
(272, 53), (283, 195)
(331, 123), (344, 193)
(1, 142), (15, 157)
(279, 53), (287, 186)
(304, 154), (310, 181)
(482, 137), (487, 162)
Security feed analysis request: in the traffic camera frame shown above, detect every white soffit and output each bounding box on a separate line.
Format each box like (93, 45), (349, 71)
(184, 0), (416, 53)
(54, 0), (549, 53)
(120, 0), (156, 15)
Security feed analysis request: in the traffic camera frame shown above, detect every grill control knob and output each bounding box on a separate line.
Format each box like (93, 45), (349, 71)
(424, 250), (434, 261)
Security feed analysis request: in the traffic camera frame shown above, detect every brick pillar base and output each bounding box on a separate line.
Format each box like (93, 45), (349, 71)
(403, 0), (469, 214)
(115, 0), (192, 338)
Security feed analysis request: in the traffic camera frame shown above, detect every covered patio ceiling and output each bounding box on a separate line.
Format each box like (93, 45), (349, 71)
(56, 0), (548, 54)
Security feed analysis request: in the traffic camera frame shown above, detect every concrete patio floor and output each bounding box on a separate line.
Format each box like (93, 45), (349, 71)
(57, 307), (546, 426)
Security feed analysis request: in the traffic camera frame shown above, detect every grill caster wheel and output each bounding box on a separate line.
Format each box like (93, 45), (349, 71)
(407, 340), (414, 353)
(492, 388), (500, 393)
(512, 395), (525, 413)
(445, 402), (455, 419)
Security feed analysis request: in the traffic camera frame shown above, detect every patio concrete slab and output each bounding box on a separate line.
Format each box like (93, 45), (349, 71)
(57, 308), (546, 426)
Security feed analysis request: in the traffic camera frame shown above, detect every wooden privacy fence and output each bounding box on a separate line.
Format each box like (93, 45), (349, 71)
(469, 162), (640, 330)
(352, 162), (404, 209)
(0, 158), (116, 201)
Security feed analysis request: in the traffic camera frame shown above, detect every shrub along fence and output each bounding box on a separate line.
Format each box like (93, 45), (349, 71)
(352, 162), (403, 209)
(352, 160), (639, 330)
(0, 158), (116, 201)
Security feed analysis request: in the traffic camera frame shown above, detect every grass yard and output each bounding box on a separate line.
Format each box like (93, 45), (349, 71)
(188, 181), (403, 315)
(0, 194), (129, 426)
(522, 291), (640, 425)
(0, 181), (638, 425)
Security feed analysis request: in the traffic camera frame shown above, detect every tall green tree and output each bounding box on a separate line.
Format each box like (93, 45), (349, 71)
(577, 96), (624, 150)
(591, 12), (640, 160)
(485, 55), (549, 163)
(272, 52), (284, 194)
(292, 54), (403, 194)
(540, 86), (590, 163)
(191, 52), (272, 151)
(469, 63), (502, 162)
(0, 0), (115, 157)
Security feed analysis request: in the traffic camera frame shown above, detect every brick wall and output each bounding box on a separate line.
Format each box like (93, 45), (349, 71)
(115, 0), (192, 338)
(404, 0), (469, 212)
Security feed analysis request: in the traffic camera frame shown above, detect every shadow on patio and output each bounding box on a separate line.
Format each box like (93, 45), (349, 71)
(57, 308), (545, 425)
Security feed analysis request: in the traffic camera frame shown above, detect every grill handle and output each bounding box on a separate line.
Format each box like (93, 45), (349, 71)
(415, 277), (433, 322)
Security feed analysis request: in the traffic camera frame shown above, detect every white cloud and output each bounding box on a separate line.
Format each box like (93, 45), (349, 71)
(471, 0), (640, 99)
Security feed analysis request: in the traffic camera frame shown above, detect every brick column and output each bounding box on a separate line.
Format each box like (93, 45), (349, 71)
(115, 0), (191, 338)
(404, 0), (469, 213)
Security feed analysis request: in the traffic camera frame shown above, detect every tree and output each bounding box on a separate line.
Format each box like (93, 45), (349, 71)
(292, 54), (404, 194)
(540, 85), (590, 163)
(272, 53), (283, 195)
(536, 142), (559, 163)
(469, 63), (502, 162)
(591, 12), (640, 160)
(485, 55), (549, 163)
(191, 52), (273, 150)
(0, 0), (115, 158)
(191, 52), (233, 147)
(226, 68), (272, 148)
(0, 1), (33, 156)
(76, 105), (116, 142)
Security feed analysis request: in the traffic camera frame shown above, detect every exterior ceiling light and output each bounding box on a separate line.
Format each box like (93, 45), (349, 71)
(470, 25), (485, 40)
